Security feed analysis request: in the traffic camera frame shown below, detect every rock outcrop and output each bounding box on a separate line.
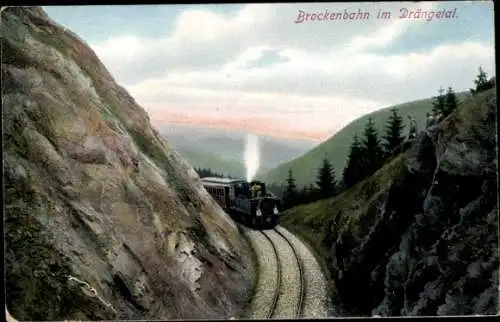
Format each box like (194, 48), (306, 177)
(2, 7), (253, 320)
(283, 88), (498, 316)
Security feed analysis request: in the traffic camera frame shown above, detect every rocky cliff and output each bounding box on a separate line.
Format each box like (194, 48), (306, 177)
(283, 88), (498, 316)
(2, 7), (254, 320)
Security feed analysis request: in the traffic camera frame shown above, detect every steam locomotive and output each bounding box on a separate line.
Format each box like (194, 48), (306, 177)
(201, 177), (281, 229)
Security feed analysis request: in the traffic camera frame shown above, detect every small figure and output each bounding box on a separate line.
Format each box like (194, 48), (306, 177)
(425, 112), (435, 129)
(435, 111), (444, 124)
(407, 115), (418, 140)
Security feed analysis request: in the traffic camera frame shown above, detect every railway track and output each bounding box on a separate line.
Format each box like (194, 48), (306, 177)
(260, 231), (281, 318)
(261, 228), (305, 319)
(243, 225), (328, 319)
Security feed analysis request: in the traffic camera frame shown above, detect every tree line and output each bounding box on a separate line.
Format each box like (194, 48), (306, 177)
(280, 66), (495, 210)
(194, 167), (234, 179)
(193, 67), (493, 210)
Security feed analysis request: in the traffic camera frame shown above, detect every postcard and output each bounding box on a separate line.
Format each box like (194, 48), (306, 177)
(2, 1), (497, 320)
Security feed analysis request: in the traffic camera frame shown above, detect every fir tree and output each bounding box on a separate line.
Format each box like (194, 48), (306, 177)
(361, 117), (384, 177)
(343, 133), (364, 188)
(297, 185), (309, 205)
(382, 107), (405, 157)
(432, 86), (446, 115)
(443, 86), (458, 117)
(316, 155), (337, 199)
(283, 168), (298, 209)
(308, 184), (318, 202)
(470, 66), (493, 94)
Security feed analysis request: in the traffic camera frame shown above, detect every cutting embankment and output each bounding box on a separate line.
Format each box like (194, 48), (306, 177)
(3, 6), (255, 320)
(282, 88), (498, 316)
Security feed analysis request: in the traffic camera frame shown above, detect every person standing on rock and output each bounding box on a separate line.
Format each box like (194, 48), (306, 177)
(435, 111), (444, 124)
(407, 115), (418, 140)
(425, 112), (435, 129)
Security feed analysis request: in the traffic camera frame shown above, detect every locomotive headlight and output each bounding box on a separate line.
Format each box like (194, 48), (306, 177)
(256, 208), (262, 216)
(273, 206), (279, 215)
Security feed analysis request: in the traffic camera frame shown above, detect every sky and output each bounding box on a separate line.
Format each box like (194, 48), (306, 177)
(43, 1), (495, 142)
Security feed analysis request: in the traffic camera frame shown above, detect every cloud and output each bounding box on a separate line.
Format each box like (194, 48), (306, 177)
(86, 2), (496, 139)
(247, 49), (290, 69)
(345, 1), (436, 52)
(90, 3), (429, 83)
(127, 41), (494, 101)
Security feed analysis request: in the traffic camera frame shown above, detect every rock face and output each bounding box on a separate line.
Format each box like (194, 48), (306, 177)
(284, 89), (498, 316)
(334, 90), (498, 316)
(2, 7), (254, 320)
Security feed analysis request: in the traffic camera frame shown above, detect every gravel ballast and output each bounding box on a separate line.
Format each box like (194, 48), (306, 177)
(276, 226), (330, 318)
(243, 225), (331, 319)
(243, 228), (279, 319)
(264, 229), (302, 319)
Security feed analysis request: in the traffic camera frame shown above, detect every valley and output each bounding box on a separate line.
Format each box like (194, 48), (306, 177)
(158, 124), (317, 179)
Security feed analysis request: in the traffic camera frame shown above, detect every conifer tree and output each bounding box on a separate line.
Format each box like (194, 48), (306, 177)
(283, 168), (298, 209)
(297, 185), (309, 205)
(432, 86), (446, 115)
(382, 107), (405, 157)
(361, 117), (384, 177)
(343, 133), (364, 188)
(470, 66), (493, 94)
(308, 183), (318, 202)
(443, 86), (458, 117)
(316, 155), (337, 199)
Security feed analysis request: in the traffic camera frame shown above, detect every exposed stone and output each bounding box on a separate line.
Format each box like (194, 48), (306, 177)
(332, 90), (498, 316)
(3, 6), (253, 321)
(284, 89), (498, 317)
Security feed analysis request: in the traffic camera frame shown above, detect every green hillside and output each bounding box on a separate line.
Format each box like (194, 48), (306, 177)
(279, 87), (497, 315)
(258, 92), (469, 188)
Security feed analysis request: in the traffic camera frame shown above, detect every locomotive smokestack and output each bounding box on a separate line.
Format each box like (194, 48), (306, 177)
(244, 132), (260, 182)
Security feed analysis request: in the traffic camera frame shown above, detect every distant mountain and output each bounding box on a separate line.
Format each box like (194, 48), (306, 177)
(159, 124), (318, 178)
(258, 91), (470, 188)
(173, 148), (250, 179)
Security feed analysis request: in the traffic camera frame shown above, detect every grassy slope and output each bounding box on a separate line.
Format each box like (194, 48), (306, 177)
(282, 153), (406, 294)
(259, 92), (469, 188)
(280, 88), (494, 298)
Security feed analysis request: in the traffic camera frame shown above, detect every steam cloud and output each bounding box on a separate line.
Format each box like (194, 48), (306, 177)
(244, 133), (260, 182)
